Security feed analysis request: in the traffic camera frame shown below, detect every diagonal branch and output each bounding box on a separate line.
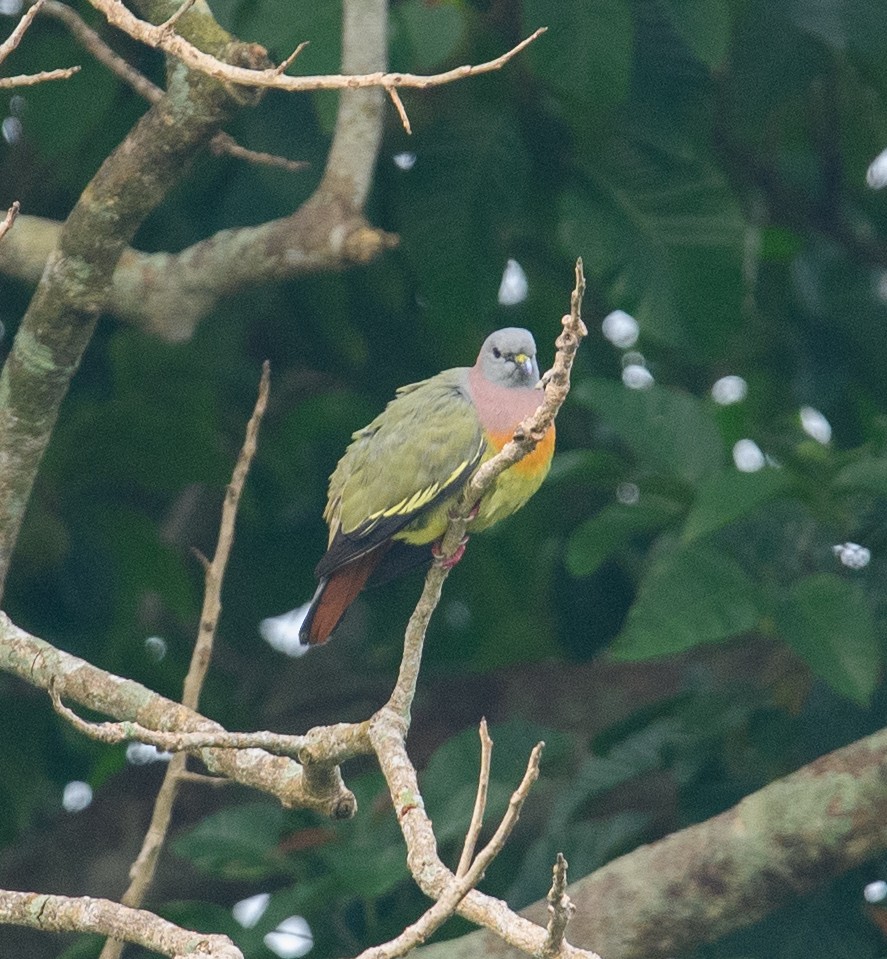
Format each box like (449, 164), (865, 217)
(84, 0), (545, 98)
(94, 363), (271, 959)
(0, 889), (242, 959)
(387, 260), (587, 720)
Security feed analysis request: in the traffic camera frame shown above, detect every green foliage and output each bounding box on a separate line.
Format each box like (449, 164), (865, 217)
(3, 0), (887, 957)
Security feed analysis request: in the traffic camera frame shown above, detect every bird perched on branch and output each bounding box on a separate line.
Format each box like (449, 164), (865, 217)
(300, 327), (555, 646)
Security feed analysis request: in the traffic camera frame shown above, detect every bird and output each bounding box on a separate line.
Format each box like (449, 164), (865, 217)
(299, 327), (555, 646)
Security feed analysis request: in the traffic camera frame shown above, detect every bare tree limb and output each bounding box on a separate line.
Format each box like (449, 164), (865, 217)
(456, 718), (493, 878)
(39, 1), (307, 172)
(0, 0), (80, 84)
(0, 889), (242, 959)
(354, 736), (548, 959)
(83, 0), (545, 98)
(0, 612), (357, 817)
(0, 65), (80, 86)
(416, 721), (887, 959)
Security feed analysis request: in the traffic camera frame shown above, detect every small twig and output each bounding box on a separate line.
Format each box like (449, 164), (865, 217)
(49, 683), (311, 755)
(39, 3), (306, 173)
(0, 201), (20, 244)
(542, 854), (575, 959)
(0, 66), (80, 87)
(157, 0), (198, 37)
(456, 718), (493, 877)
(209, 133), (309, 173)
(0, 0), (46, 63)
(385, 85), (412, 134)
(273, 39), (309, 76)
(366, 711), (545, 959)
(176, 770), (229, 787)
(41, 0), (162, 102)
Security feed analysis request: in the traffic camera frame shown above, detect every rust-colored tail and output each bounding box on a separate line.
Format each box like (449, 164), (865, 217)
(299, 547), (386, 646)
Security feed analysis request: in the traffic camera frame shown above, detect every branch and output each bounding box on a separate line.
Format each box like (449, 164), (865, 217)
(0, 612), (358, 817)
(543, 855), (575, 959)
(39, 1), (307, 172)
(84, 0), (545, 97)
(0, 0), (392, 341)
(0, 889), (242, 959)
(387, 260), (587, 720)
(0, 0), (80, 85)
(0, 13), (271, 595)
(355, 729), (546, 959)
(415, 721), (887, 959)
(0, 66), (80, 86)
(456, 718), (493, 877)
(94, 364), (271, 959)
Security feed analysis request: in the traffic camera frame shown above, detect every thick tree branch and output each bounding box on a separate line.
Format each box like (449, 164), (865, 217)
(0, 612), (357, 818)
(0, 889), (242, 958)
(0, 19), (270, 595)
(0, 0), (392, 341)
(417, 722), (887, 959)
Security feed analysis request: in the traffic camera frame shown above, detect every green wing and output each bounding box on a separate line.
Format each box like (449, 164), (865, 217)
(318, 368), (484, 576)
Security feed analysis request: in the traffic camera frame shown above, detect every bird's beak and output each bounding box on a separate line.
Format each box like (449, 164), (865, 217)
(515, 352), (532, 375)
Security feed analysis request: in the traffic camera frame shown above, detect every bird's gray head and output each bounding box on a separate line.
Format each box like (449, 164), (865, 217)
(476, 327), (540, 388)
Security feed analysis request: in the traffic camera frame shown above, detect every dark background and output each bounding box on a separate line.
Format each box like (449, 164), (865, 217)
(2, 0), (887, 956)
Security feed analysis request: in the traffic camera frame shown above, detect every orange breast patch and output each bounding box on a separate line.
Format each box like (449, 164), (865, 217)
(487, 423), (556, 475)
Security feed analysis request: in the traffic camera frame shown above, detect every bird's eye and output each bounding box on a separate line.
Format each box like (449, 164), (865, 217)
(492, 347), (502, 358)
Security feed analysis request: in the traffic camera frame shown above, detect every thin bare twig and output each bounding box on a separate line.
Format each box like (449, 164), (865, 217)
(157, 0), (198, 37)
(39, 2), (306, 172)
(456, 718), (493, 877)
(273, 40), (309, 76)
(0, 0), (80, 84)
(41, 0), (162, 101)
(542, 854), (575, 959)
(0, 0), (45, 62)
(84, 0), (545, 97)
(0, 66), (80, 86)
(49, 682), (311, 755)
(385, 85), (412, 134)
(0, 202), (20, 243)
(354, 740), (544, 959)
(99, 364), (271, 959)
(208, 133), (309, 173)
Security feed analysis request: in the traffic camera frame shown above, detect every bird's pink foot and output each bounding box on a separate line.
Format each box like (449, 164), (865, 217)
(432, 536), (469, 569)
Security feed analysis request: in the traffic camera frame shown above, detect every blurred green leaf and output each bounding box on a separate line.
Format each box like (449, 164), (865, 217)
(522, 0), (632, 110)
(834, 458), (887, 496)
(174, 803), (288, 879)
(392, 0), (467, 70)
(573, 378), (725, 482)
(662, 0), (732, 68)
(775, 574), (880, 705)
(612, 543), (762, 659)
(682, 467), (790, 541)
(566, 496), (682, 577)
(561, 138), (745, 352)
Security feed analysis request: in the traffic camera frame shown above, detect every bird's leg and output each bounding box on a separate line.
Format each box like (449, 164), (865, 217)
(449, 501), (481, 521)
(432, 535), (469, 569)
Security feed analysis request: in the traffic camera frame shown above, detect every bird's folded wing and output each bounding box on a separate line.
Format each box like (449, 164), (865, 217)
(317, 371), (484, 577)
